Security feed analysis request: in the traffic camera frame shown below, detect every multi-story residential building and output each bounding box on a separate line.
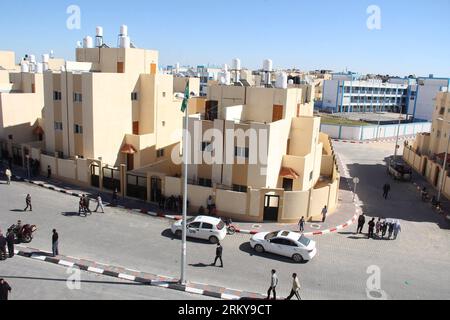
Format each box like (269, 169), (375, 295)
(322, 73), (449, 121)
(0, 51), (65, 164)
(404, 90), (450, 196)
(164, 79), (340, 223)
(42, 27), (200, 173)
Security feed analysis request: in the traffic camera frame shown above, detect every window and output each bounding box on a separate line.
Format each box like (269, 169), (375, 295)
(199, 178), (212, 187)
(74, 124), (83, 134)
(73, 93), (82, 102)
(309, 171), (313, 181)
(53, 91), (62, 101)
(270, 238), (284, 245)
(131, 92), (139, 101)
(188, 222), (201, 229)
(157, 149), (165, 158)
(234, 147), (249, 158)
(162, 92), (166, 98)
(54, 122), (63, 130)
(233, 185), (247, 193)
(201, 223), (213, 230)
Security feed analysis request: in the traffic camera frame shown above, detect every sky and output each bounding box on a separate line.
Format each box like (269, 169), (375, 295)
(1, 0), (449, 77)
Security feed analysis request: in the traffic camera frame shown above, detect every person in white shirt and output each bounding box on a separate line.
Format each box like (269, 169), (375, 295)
(266, 269), (278, 300)
(5, 168), (11, 185)
(94, 194), (105, 213)
(285, 273), (301, 300)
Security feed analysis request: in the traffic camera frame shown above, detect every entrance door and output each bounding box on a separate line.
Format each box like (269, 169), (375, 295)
(272, 105), (283, 122)
(151, 177), (162, 203)
(264, 195), (280, 221)
(282, 178), (293, 191)
(127, 154), (134, 171)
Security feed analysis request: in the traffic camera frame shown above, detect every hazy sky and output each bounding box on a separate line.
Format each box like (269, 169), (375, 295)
(1, 0), (449, 77)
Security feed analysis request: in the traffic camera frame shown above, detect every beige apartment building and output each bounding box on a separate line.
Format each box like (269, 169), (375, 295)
(0, 51), (64, 165)
(404, 90), (450, 197)
(162, 82), (340, 223)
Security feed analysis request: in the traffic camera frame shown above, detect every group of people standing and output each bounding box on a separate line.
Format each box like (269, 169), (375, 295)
(357, 213), (402, 240)
(78, 194), (105, 215)
(0, 229), (15, 261)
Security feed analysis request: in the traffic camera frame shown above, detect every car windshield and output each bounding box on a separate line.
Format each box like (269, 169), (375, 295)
(264, 232), (279, 241)
(186, 217), (195, 224)
(297, 235), (311, 247)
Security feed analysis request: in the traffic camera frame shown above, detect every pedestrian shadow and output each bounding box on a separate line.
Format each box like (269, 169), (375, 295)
(0, 275), (146, 287)
(61, 212), (86, 218)
(189, 263), (213, 268)
(238, 242), (306, 264)
(338, 232), (356, 235)
(10, 209), (25, 213)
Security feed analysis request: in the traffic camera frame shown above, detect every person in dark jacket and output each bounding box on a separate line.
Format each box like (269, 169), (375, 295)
(382, 183), (391, 199)
(388, 222), (395, 239)
(83, 195), (92, 214)
(357, 213), (366, 234)
(368, 218), (376, 239)
(112, 189), (119, 206)
(52, 229), (59, 257)
(47, 165), (52, 179)
(24, 194), (32, 212)
(0, 279), (12, 300)
(212, 243), (223, 268)
(6, 229), (14, 258)
(381, 220), (388, 239)
(0, 232), (7, 260)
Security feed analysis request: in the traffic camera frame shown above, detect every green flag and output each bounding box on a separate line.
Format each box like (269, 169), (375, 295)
(181, 80), (189, 113)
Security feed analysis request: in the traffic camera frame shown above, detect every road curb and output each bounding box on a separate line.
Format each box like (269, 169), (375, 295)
(13, 246), (265, 301)
(333, 135), (414, 145)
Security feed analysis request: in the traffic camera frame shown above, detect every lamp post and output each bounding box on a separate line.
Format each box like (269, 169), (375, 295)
(353, 177), (359, 202)
(437, 117), (450, 202)
(393, 105), (403, 161)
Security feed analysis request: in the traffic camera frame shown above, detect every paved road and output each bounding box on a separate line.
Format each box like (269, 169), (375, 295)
(0, 140), (449, 300)
(0, 256), (213, 300)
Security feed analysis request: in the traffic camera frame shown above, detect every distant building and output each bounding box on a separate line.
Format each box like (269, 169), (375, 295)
(322, 73), (449, 121)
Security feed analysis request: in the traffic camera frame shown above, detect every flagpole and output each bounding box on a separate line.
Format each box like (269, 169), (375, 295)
(180, 84), (189, 285)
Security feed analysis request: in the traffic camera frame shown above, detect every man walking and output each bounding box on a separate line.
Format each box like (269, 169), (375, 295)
(52, 229), (59, 257)
(0, 232), (7, 261)
(24, 194), (32, 212)
(388, 221), (395, 239)
(0, 279), (12, 300)
(357, 213), (366, 234)
(393, 221), (402, 240)
(83, 195), (92, 215)
(321, 206), (328, 223)
(299, 217), (305, 233)
(94, 194), (105, 213)
(6, 229), (14, 258)
(383, 183), (391, 200)
(266, 269), (278, 300)
(212, 243), (224, 268)
(47, 165), (52, 179)
(285, 273), (301, 300)
(368, 218), (376, 239)
(5, 168), (11, 185)
(112, 189), (119, 207)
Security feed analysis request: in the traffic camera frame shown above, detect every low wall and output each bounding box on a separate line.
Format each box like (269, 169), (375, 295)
(57, 158), (77, 180)
(216, 189), (247, 216)
(321, 122), (432, 141)
(40, 154), (57, 175)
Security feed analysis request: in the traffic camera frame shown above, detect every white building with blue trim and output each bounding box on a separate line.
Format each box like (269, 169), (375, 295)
(322, 73), (449, 121)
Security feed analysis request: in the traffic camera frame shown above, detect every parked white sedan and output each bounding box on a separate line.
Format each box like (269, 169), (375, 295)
(171, 216), (227, 244)
(250, 230), (317, 263)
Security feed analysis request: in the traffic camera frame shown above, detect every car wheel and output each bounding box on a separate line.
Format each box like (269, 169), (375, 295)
(254, 244), (265, 253)
(209, 236), (219, 244)
(23, 235), (32, 244)
(175, 230), (182, 238)
(292, 254), (304, 263)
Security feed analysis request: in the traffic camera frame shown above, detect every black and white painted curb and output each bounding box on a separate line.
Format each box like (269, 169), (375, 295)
(333, 135), (415, 145)
(13, 246), (265, 300)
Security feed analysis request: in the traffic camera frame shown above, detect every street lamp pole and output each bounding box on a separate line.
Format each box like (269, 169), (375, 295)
(394, 105), (403, 161)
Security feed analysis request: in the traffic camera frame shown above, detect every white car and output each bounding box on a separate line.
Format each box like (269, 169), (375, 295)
(250, 230), (317, 263)
(171, 216), (227, 244)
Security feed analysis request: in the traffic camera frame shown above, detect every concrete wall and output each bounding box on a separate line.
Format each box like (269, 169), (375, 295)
(216, 189), (247, 216)
(57, 158), (77, 180)
(321, 122), (432, 141)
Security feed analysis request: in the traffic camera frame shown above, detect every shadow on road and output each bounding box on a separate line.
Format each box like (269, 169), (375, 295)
(238, 242), (305, 264)
(61, 212), (87, 218)
(160, 229), (216, 245)
(0, 275), (147, 287)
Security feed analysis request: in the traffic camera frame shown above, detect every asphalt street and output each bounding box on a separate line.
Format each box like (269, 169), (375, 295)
(0, 255), (213, 300)
(0, 141), (449, 300)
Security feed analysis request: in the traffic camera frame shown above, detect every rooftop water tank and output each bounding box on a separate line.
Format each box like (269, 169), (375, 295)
(83, 36), (94, 48)
(275, 72), (288, 89)
(96, 26), (104, 37)
(120, 25), (128, 36)
(119, 36), (131, 48)
(36, 63), (43, 74)
(42, 54), (49, 63)
(263, 59), (273, 72)
(21, 61), (30, 73)
(232, 58), (241, 70)
(29, 55), (36, 64)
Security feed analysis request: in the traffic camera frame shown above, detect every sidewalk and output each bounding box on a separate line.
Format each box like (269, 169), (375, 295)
(1, 159), (361, 236)
(14, 245), (265, 300)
